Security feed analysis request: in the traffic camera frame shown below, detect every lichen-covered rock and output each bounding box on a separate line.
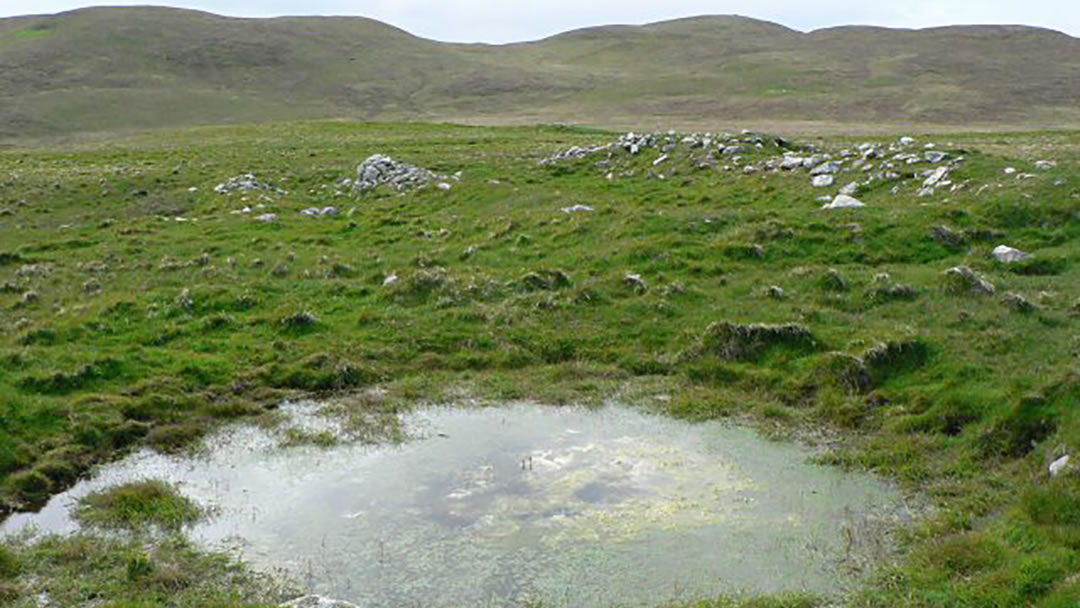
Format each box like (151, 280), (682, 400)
(943, 266), (995, 295)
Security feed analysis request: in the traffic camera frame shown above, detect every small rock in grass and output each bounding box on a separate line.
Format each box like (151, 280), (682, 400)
(1050, 455), (1071, 478)
(812, 174), (835, 188)
(382, 273), (399, 287)
(561, 204), (594, 214)
(943, 266), (995, 295)
(1035, 160), (1057, 170)
(255, 213), (278, 223)
(623, 273), (648, 294)
(822, 194), (865, 210)
(992, 245), (1031, 264)
(767, 285), (785, 299)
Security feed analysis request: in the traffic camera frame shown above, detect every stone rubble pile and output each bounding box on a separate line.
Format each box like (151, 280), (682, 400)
(214, 174), (286, 196)
(539, 131), (984, 200)
(353, 154), (445, 195)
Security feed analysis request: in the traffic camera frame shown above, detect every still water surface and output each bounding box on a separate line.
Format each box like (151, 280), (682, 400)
(2, 402), (909, 607)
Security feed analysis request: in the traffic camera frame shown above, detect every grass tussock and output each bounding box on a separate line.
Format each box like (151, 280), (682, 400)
(75, 480), (206, 531)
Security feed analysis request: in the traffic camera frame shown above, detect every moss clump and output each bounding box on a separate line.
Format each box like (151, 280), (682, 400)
(75, 480), (205, 531)
(7, 469), (52, 506)
(696, 321), (816, 361)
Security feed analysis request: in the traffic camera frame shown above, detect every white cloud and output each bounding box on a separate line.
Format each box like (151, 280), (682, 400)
(1, 0), (1077, 41)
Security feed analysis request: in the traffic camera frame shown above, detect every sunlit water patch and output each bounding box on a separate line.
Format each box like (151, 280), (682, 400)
(2, 402), (913, 606)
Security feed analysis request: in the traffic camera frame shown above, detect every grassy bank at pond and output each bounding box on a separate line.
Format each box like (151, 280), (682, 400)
(0, 121), (1078, 606)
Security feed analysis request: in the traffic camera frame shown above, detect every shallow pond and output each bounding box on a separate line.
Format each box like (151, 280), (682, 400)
(2, 402), (911, 607)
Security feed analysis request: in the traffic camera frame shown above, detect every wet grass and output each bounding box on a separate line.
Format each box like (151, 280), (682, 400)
(0, 121), (1078, 606)
(75, 480), (205, 531)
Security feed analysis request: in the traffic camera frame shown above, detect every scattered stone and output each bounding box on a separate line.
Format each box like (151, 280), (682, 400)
(1003, 167), (1017, 175)
(436, 182), (453, 191)
(177, 288), (194, 311)
(561, 204), (594, 214)
(1035, 160), (1057, 170)
(822, 194), (866, 210)
(301, 207), (339, 217)
(1050, 455), (1071, 478)
(780, 156), (805, 170)
(943, 266), (995, 295)
(623, 273), (648, 294)
(1001, 292), (1036, 314)
(382, 273), (399, 287)
(766, 285), (785, 299)
(923, 167), (950, 189)
(214, 174), (285, 196)
(21, 290), (39, 305)
(652, 154), (669, 166)
(992, 245), (1031, 264)
(83, 279), (102, 294)
(271, 264), (290, 278)
(899, 137), (916, 146)
(810, 161), (842, 176)
(354, 155), (442, 194)
(839, 182), (859, 196)
(812, 175), (836, 188)
(255, 213), (278, 223)
(540, 144), (611, 165)
(0, 281), (23, 294)
(925, 151), (948, 163)
(16, 263), (51, 278)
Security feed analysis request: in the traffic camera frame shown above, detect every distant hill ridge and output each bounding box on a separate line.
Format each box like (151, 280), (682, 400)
(1, 6), (1078, 137)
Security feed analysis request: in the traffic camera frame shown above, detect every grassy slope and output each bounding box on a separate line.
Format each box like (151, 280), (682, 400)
(0, 122), (1078, 606)
(1, 8), (1079, 138)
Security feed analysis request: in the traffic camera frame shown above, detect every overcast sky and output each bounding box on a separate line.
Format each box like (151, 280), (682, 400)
(2, 1), (1077, 42)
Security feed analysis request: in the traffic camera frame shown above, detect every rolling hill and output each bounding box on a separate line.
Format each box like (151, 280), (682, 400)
(1, 6), (1079, 137)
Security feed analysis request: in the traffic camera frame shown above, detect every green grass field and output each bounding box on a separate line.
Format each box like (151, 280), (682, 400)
(0, 121), (1078, 606)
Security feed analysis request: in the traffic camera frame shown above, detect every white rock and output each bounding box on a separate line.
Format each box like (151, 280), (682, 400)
(561, 204), (594, 214)
(923, 167), (950, 188)
(822, 194), (866, 210)
(652, 154), (669, 166)
(1035, 160), (1057, 170)
(437, 182), (453, 191)
(255, 213), (278, 223)
(780, 156), (805, 170)
(812, 175), (835, 188)
(382, 273), (399, 286)
(839, 182), (859, 196)
(1004, 167), (1017, 175)
(992, 245), (1031, 264)
(899, 136), (916, 146)
(810, 161), (842, 175)
(1050, 455), (1071, 478)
